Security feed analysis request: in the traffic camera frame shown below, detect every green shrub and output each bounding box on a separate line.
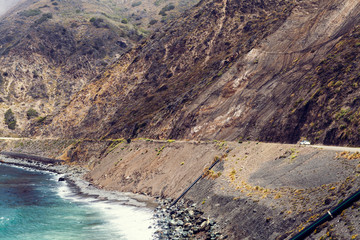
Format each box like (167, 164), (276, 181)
(149, 19), (158, 25)
(19, 9), (42, 17)
(334, 80), (343, 87)
(336, 108), (350, 120)
(34, 13), (53, 26)
(121, 18), (128, 24)
(159, 4), (175, 16)
(36, 116), (47, 123)
(131, 1), (142, 7)
(4, 109), (16, 130)
(26, 108), (39, 119)
(154, 0), (164, 6)
(32, 70), (39, 78)
(89, 17), (108, 28)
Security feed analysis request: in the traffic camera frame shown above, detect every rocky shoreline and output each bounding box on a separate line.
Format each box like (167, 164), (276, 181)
(0, 153), (225, 239)
(0, 154), (154, 207)
(153, 198), (227, 240)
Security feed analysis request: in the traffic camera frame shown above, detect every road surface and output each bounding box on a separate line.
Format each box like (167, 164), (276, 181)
(311, 145), (360, 152)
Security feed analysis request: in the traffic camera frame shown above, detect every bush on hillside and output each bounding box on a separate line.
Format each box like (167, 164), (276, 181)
(89, 17), (109, 28)
(19, 9), (41, 17)
(159, 4), (175, 16)
(131, 1), (142, 7)
(36, 116), (47, 123)
(149, 19), (158, 25)
(4, 109), (16, 130)
(34, 13), (53, 26)
(26, 108), (39, 119)
(154, 0), (164, 6)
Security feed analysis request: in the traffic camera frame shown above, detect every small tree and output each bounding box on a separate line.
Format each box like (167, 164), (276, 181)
(131, 1), (142, 7)
(149, 19), (158, 25)
(26, 108), (39, 119)
(4, 109), (16, 130)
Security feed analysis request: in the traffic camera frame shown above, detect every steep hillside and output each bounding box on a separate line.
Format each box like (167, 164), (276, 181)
(0, 0), (199, 136)
(34, 0), (360, 146)
(34, 0), (297, 138)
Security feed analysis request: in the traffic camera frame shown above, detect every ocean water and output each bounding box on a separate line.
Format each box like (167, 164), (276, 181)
(0, 163), (155, 240)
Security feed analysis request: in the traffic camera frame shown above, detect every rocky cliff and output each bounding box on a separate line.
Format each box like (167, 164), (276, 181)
(30, 0), (360, 146)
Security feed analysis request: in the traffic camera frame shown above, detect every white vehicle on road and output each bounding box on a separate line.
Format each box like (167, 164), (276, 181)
(299, 140), (311, 145)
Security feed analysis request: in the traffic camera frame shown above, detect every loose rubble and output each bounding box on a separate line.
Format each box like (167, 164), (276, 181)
(153, 198), (226, 240)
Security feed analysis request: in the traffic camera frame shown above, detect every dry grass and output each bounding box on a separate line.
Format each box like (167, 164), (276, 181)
(336, 151), (360, 160)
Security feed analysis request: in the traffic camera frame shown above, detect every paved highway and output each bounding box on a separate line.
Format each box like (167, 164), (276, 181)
(1, 137), (360, 152)
(311, 145), (360, 152)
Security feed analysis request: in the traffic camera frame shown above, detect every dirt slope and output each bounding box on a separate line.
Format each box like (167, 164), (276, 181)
(74, 140), (360, 239)
(32, 0), (360, 146)
(0, 0), (199, 136)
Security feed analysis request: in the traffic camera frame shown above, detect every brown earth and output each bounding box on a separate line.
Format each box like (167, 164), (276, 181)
(2, 138), (360, 239)
(29, 0), (360, 147)
(0, 0), (199, 136)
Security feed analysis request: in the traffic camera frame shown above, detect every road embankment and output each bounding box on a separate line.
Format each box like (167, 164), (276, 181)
(0, 138), (360, 239)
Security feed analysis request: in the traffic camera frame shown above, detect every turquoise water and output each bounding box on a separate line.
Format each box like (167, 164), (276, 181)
(0, 163), (154, 240)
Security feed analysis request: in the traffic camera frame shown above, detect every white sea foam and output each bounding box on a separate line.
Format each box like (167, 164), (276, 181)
(0, 159), (157, 239)
(56, 179), (156, 240)
(0, 217), (10, 224)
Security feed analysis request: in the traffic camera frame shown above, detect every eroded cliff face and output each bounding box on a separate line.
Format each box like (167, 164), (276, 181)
(36, 0), (298, 139)
(183, 0), (360, 145)
(36, 0), (360, 145)
(0, 0), (199, 136)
